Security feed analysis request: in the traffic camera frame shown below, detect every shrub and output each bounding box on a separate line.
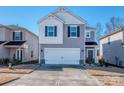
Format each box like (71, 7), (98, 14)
(0, 58), (10, 66)
(0, 58), (39, 66)
(12, 59), (22, 65)
(86, 58), (94, 65)
(22, 59), (38, 64)
(98, 57), (105, 66)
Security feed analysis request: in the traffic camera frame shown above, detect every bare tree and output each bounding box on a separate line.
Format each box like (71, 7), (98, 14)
(105, 16), (124, 34)
(96, 22), (103, 42)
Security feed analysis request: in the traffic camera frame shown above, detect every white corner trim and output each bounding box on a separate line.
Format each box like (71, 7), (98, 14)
(84, 25), (86, 64)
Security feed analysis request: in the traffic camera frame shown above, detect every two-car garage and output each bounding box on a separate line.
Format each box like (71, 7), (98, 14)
(44, 48), (80, 65)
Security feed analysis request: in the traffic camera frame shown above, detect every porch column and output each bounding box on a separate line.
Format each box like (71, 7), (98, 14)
(39, 43), (41, 64)
(94, 47), (97, 63)
(18, 47), (21, 60)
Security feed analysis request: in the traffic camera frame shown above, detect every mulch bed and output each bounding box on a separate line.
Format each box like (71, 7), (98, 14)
(0, 75), (19, 85)
(87, 69), (124, 77)
(0, 64), (39, 74)
(0, 68), (33, 74)
(87, 69), (124, 86)
(100, 80), (124, 86)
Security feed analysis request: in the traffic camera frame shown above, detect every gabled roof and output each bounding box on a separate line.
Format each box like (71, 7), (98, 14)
(0, 25), (38, 38)
(99, 28), (124, 40)
(0, 25), (12, 30)
(38, 13), (65, 24)
(38, 7), (87, 24)
(53, 7), (87, 24)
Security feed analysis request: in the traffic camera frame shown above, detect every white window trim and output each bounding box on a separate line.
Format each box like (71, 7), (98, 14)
(47, 26), (55, 37)
(13, 31), (22, 41)
(86, 31), (90, 38)
(86, 49), (95, 58)
(70, 25), (78, 38)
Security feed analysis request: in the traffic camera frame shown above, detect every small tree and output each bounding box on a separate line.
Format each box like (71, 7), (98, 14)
(105, 16), (124, 34)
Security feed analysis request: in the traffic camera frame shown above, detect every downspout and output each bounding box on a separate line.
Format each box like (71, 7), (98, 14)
(38, 25), (41, 65)
(83, 24), (86, 65)
(94, 29), (97, 63)
(121, 28), (124, 47)
(122, 29), (124, 47)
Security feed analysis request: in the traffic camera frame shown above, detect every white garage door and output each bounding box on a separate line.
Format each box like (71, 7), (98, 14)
(45, 48), (80, 65)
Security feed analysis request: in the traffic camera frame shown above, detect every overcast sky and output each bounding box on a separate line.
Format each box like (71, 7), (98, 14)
(0, 6), (124, 35)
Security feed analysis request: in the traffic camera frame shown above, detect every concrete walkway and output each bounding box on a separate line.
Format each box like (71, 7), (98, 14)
(4, 66), (102, 86)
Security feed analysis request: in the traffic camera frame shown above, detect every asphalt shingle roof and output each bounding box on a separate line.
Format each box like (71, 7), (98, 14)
(0, 41), (6, 45)
(4, 41), (26, 46)
(85, 42), (97, 45)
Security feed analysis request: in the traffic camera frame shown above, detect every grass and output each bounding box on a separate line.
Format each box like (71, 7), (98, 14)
(0, 75), (19, 85)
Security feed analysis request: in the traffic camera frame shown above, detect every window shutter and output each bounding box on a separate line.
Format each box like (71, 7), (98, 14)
(45, 26), (47, 37)
(68, 26), (70, 37)
(77, 26), (80, 37)
(13, 32), (15, 40)
(20, 32), (23, 40)
(54, 26), (57, 37)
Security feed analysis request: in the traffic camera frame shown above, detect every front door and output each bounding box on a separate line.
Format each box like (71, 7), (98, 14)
(16, 49), (23, 61)
(87, 49), (94, 61)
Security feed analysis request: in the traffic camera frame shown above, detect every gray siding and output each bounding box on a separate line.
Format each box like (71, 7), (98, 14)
(86, 31), (95, 42)
(102, 39), (124, 67)
(40, 24), (85, 64)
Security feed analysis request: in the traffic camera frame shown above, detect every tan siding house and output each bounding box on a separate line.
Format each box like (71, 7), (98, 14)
(100, 28), (124, 67)
(0, 25), (38, 62)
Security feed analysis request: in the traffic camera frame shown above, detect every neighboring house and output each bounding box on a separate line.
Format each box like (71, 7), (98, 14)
(38, 7), (97, 65)
(0, 25), (38, 62)
(100, 28), (124, 67)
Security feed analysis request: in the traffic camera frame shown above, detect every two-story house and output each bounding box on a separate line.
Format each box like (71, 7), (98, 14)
(38, 7), (97, 65)
(0, 25), (38, 62)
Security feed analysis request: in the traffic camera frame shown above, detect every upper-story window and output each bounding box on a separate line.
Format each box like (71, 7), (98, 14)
(68, 25), (80, 38)
(86, 31), (90, 38)
(13, 31), (22, 41)
(45, 26), (57, 37)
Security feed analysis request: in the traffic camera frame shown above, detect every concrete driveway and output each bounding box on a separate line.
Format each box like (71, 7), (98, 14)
(4, 65), (102, 86)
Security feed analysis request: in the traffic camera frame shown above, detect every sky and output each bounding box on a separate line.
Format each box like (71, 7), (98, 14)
(0, 6), (124, 35)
